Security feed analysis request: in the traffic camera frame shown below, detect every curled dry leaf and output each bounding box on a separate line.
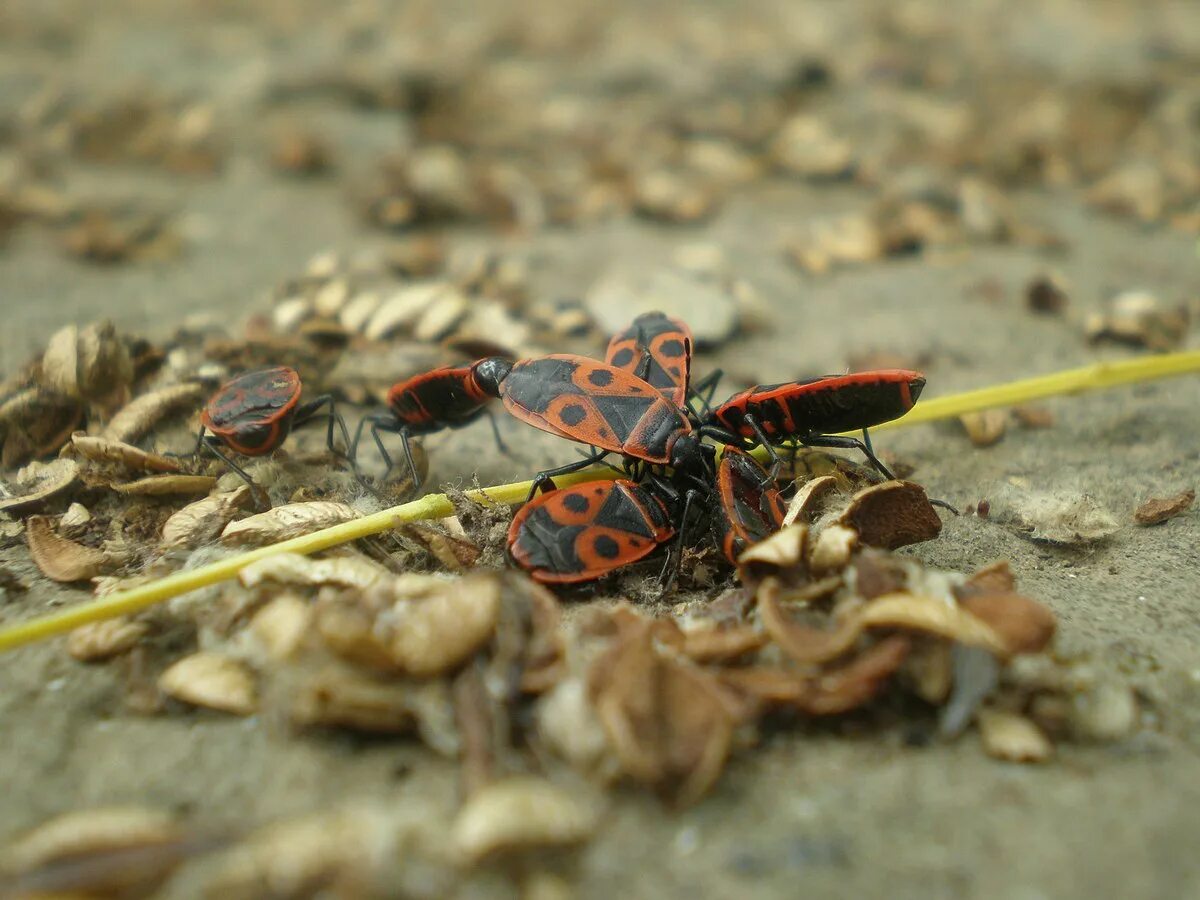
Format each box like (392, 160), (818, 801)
(112, 474), (217, 496)
(736, 523), (808, 580)
(0, 458), (79, 514)
(838, 481), (943, 550)
(959, 410), (1009, 447)
(41, 320), (134, 411)
(102, 382), (205, 443)
(69, 434), (183, 473)
(26, 515), (127, 582)
(669, 621), (767, 663)
(0, 388), (83, 466)
(221, 501), (358, 545)
(238, 552), (387, 590)
(67, 617), (149, 662)
(977, 709), (1053, 763)
(782, 475), (839, 527)
(158, 651), (257, 715)
(1134, 489), (1194, 526)
(453, 777), (597, 864)
(2, 807), (185, 899)
(589, 611), (737, 806)
(160, 486), (253, 549)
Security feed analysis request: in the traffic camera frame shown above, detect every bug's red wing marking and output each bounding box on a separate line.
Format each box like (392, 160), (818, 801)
(499, 355), (690, 463)
(202, 367), (302, 432)
(713, 446), (786, 562)
(712, 370), (925, 440)
(386, 364), (491, 432)
(507, 479), (675, 583)
(604, 312), (693, 407)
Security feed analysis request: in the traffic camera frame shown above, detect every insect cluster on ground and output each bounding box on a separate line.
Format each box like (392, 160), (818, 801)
(196, 311), (929, 585)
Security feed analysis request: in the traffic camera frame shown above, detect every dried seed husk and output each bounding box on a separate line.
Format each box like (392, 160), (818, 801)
(60, 501), (92, 534)
(41, 320), (134, 411)
(1134, 489), (1194, 526)
(102, 382), (204, 443)
(387, 573), (501, 676)
(238, 552), (387, 590)
(289, 668), (419, 734)
(68, 432), (184, 473)
(977, 709), (1053, 762)
(160, 486), (253, 549)
(782, 475), (839, 527)
(956, 592), (1056, 655)
(670, 622), (768, 663)
(961, 560), (1017, 594)
(67, 617), (149, 662)
(363, 283), (445, 340)
(248, 594), (312, 661)
(413, 287), (469, 341)
(112, 474), (217, 496)
(1084, 290), (1189, 351)
(221, 501), (358, 545)
(1012, 406), (1055, 429)
(454, 777), (598, 864)
(26, 515), (127, 582)
(0, 388), (84, 466)
(589, 611), (737, 806)
(959, 409), (1009, 447)
(736, 523), (808, 576)
(2, 807), (185, 898)
(206, 807), (408, 900)
(158, 651), (257, 715)
(398, 522), (481, 571)
(807, 524), (858, 573)
(838, 481), (943, 549)
(0, 458), (79, 513)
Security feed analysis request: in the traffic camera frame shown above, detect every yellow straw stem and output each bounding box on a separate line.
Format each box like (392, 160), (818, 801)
(1, 349), (1197, 653)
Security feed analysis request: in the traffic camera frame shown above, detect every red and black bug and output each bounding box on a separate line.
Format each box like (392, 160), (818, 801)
(705, 369), (926, 479)
(351, 358), (510, 490)
(486, 354), (718, 495)
(507, 478), (679, 584)
(605, 312), (693, 407)
(194, 366), (352, 484)
(711, 445), (788, 563)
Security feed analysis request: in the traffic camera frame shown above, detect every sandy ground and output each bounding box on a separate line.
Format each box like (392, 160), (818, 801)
(1, 1), (1199, 897)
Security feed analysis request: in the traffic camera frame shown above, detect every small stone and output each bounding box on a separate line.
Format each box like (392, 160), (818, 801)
(978, 709), (1053, 762)
(1026, 273), (1069, 315)
(1134, 489), (1193, 526)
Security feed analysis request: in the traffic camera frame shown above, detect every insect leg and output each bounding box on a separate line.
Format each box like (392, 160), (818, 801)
(526, 453), (610, 502)
(742, 415), (782, 483)
(485, 410), (509, 457)
(200, 436), (258, 488)
(294, 395), (354, 463)
(803, 433), (895, 480)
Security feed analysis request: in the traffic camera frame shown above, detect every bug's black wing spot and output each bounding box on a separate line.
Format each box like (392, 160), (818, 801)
(559, 404), (587, 427)
(610, 347), (635, 367)
(563, 493), (590, 513)
(594, 534), (621, 559)
(588, 368), (614, 388)
(658, 339), (685, 358)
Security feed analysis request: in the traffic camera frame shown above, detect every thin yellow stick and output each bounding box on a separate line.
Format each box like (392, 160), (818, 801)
(1, 349), (1197, 653)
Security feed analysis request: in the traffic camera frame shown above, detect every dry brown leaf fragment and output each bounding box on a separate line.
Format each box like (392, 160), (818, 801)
(1134, 489), (1194, 526)
(26, 515), (127, 582)
(961, 560), (1017, 594)
(67, 617), (149, 662)
(158, 652), (257, 715)
(220, 501), (358, 545)
(112, 474), (217, 496)
(2, 806), (186, 899)
(69, 434), (183, 472)
(453, 777), (598, 864)
(977, 709), (1053, 762)
(589, 611), (737, 806)
(102, 382), (204, 443)
(0, 458), (79, 514)
(959, 410), (1009, 447)
(399, 521), (482, 571)
(160, 486), (253, 549)
(838, 481), (943, 549)
(758, 577), (862, 665)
